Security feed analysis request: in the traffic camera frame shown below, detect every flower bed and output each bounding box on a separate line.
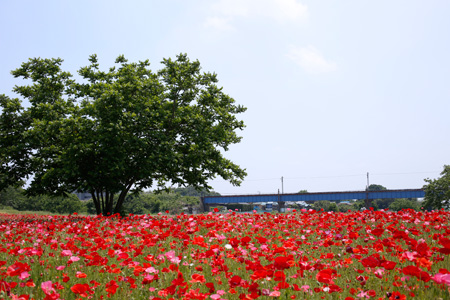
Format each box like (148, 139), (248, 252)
(0, 209), (449, 299)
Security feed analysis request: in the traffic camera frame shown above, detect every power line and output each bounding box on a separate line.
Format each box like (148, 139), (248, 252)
(242, 177), (280, 182)
(210, 171), (440, 183)
(370, 171), (439, 176)
(283, 174), (366, 180)
(210, 170), (441, 196)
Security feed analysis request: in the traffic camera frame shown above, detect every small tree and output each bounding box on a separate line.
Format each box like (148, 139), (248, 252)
(312, 200), (338, 212)
(423, 165), (450, 210)
(352, 199), (378, 211)
(0, 54), (246, 215)
(367, 184), (387, 191)
(41, 194), (84, 214)
(328, 202), (338, 212)
(374, 198), (395, 210)
(0, 185), (26, 209)
(389, 198), (419, 211)
(338, 203), (355, 212)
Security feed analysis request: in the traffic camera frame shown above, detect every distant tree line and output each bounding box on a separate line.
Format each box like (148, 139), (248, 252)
(0, 186), (220, 215)
(2, 170), (449, 214)
(0, 186), (83, 214)
(309, 197), (422, 212)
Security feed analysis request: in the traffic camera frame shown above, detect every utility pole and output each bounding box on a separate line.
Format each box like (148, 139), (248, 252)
(365, 172), (370, 208)
(281, 176), (284, 194)
(367, 172), (369, 190)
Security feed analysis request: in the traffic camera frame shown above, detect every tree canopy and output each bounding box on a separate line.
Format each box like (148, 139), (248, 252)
(0, 54), (247, 215)
(367, 184), (387, 191)
(388, 198), (420, 211)
(423, 165), (450, 210)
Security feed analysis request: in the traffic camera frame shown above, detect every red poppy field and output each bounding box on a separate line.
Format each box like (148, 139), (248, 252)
(1, 209), (450, 300)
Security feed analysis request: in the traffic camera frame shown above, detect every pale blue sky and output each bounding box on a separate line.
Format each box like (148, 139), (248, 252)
(1, 0), (449, 194)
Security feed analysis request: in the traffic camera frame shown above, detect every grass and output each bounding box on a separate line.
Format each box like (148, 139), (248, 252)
(0, 206), (90, 216)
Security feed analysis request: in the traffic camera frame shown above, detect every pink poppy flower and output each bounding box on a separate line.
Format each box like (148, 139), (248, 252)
(431, 273), (450, 286)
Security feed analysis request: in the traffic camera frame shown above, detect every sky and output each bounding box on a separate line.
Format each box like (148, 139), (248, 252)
(1, 0), (449, 195)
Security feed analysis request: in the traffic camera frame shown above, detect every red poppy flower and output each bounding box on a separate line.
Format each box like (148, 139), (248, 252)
(76, 272), (87, 278)
(6, 262), (31, 277)
(229, 275), (242, 288)
(371, 228), (384, 237)
(361, 256), (380, 268)
(71, 283), (91, 297)
(273, 271), (286, 282)
(190, 274), (206, 283)
(381, 260), (397, 270)
(316, 268), (337, 284)
(277, 281), (290, 289)
(274, 256), (291, 270)
(389, 291), (406, 300)
(328, 284), (342, 293)
(105, 280), (119, 297)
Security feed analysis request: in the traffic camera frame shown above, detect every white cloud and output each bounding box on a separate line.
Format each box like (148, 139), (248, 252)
(286, 45), (337, 74)
(204, 0), (308, 30)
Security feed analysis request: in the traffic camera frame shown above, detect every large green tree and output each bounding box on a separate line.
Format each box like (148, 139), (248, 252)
(0, 54), (246, 215)
(423, 165), (450, 210)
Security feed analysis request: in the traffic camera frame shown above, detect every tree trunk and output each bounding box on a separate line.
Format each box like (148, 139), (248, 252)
(113, 183), (133, 215)
(90, 185), (134, 216)
(90, 189), (111, 216)
(90, 189), (101, 215)
(106, 192), (114, 215)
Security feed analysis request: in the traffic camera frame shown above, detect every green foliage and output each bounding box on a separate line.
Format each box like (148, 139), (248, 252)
(352, 199), (379, 211)
(367, 184), (387, 191)
(373, 198), (395, 210)
(172, 186), (221, 197)
(328, 202), (338, 212)
(1, 185), (83, 214)
(298, 190), (308, 194)
(423, 165), (450, 210)
(84, 199), (97, 215)
(41, 194), (84, 214)
(83, 192), (201, 215)
(389, 198), (420, 211)
(119, 192), (200, 215)
(312, 200), (339, 212)
(338, 203), (355, 212)
(209, 206), (227, 212)
(0, 185), (26, 208)
(0, 54), (246, 216)
(350, 183), (387, 210)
